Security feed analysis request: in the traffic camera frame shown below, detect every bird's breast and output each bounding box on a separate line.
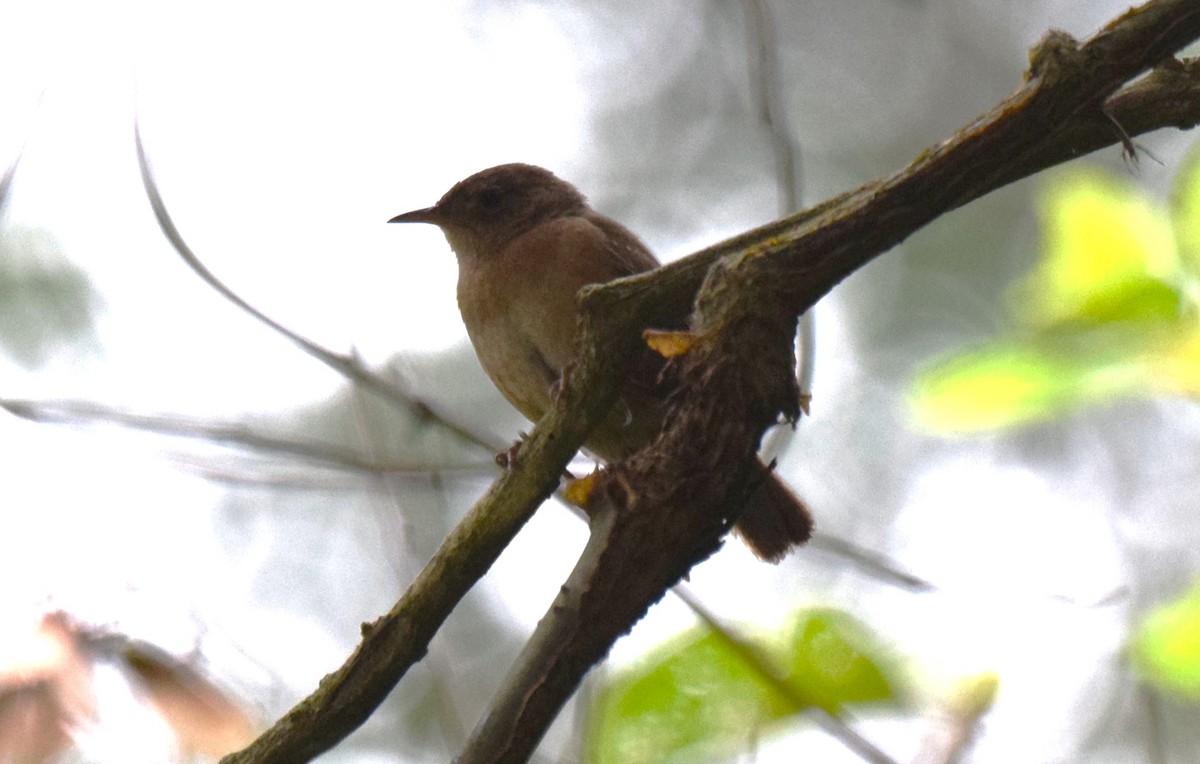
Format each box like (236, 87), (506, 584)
(451, 214), (661, 448)
(456, 259), (567, 423)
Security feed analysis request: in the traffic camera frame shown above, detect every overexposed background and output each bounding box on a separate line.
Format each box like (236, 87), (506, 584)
(1, 1), (1197, 762)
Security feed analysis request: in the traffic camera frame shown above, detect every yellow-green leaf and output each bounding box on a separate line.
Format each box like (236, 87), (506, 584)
(911, 160), (1200, 434)
(1014, 170), (1180, 329)
(1147, 328), (1200, 394)
(1131, 581), (1200, 701)
(585, 610), (899, 764)
(911, 320), (1200, 433)
(911, 344), (1089, 432)
(783, 609), (896, 716)
(1171, 145), (1200, 281)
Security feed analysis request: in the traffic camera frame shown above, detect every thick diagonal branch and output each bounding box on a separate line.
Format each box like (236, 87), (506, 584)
(456, 4), (1200, 762)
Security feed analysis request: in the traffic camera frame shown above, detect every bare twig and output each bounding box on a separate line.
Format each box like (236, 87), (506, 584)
(5, 393), (926, 588)
(808, 534), (934, 591)
(746, 0), (802, 215)
(674, 585), (898, 764)
(745, 0), (817, 466)
(0, 137), (23, 221)
(348, 385), (473, 750)
(177, 462), (398, 490)
(0, 90), (40, 220)
(0, 397), (490, 475)
(133, 121), (499, 454)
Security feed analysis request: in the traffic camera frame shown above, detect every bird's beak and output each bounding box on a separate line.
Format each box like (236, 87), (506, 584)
(388, 206), (441, 225)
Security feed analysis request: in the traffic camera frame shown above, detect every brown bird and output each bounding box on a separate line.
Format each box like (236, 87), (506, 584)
(389, 163), (811, 561)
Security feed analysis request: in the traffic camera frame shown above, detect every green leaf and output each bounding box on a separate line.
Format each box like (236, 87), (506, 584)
(783, 609), (896, 715)
(911, 160), (1200, 434)
(1170, 145), (1200, 282)
(912, 344), (1084, 432)
(912, 321), (1200, 433)
(1015, 170), (1181, 329)
(910, 337), (1140, 432)
(1131, 581), (1200, 701)
(586, 631), (780, 764)
(585, 610), (899, 764)
(1147, 328), (1200, 395)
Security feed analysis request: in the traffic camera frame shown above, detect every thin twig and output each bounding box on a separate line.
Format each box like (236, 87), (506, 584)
(5, 393), (927, 587)
(0, 89), (41, 220)
(745, 0), (817, 465)
(674, 584), (898, 764)
(0, 397), (490, 475)
(0, 140), (23, 221)
(133, 120), (499, 454)
(348, 383), (473, 750)
(177, 462), (398, 490)
(746, 0), (802, 215)
(808, 534), (934, 592)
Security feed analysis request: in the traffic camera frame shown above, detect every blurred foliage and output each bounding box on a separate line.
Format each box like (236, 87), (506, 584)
(0, 226), (100, 367)
(1131, 581), (1200, 701)
(584, 608), (901, 764)
(911, 149), (1200, 432)
(944, 671), (1000, 719)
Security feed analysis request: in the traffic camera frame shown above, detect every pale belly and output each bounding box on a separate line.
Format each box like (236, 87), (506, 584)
(464, 310), (560, 424)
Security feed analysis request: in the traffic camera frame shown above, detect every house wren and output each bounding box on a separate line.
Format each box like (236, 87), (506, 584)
(389, 163), (811, 561)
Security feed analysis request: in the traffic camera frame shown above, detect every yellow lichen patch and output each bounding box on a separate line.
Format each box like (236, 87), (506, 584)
(564, 471), (601, 507)
(644, 329), (698, 358)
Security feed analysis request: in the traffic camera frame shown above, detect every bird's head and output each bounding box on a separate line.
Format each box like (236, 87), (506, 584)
(388, 163), (588, 258)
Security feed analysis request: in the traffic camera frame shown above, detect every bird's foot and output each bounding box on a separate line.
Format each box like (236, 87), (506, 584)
(548, 363), (577, 404)
(495, 432), (529, 470)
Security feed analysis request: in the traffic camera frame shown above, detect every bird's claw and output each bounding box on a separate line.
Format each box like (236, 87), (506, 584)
(495, 434), (529, 470)
(549, 364), (576, 404)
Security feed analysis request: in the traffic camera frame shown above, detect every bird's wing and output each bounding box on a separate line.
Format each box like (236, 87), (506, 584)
(579, 214), (684, 415)
(584, 213), (661, 276)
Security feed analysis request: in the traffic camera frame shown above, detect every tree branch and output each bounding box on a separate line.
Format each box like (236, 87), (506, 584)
(220, 297), (633, 763)
(457, 3), (1200, 761)
(222, 2), (1200, 762)
(674, 586), (897, 764)
(0, 398), (491, 476)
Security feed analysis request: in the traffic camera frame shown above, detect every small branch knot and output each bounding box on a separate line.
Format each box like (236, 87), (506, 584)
(1027, 30), (1082, 80)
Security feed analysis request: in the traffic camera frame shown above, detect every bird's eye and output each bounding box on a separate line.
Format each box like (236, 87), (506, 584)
(478, 188), (503, 210)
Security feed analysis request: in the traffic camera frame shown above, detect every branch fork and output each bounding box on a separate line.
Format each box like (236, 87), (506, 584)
(216, 2), (1200, 761)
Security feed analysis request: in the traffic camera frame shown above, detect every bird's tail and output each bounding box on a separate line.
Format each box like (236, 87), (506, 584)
(733, 460), (813, 562)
